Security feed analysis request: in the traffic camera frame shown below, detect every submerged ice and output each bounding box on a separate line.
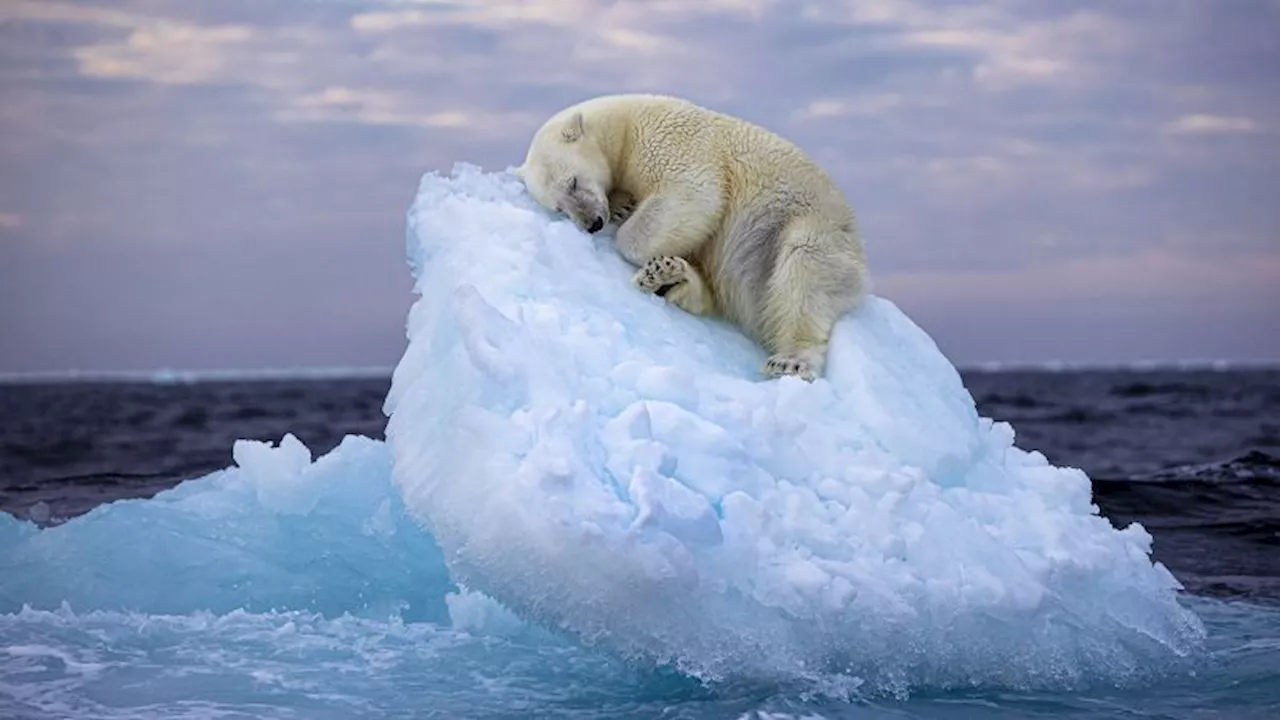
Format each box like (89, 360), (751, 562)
(383, 164), (1207, 690)
(0, 162), (1215, 714)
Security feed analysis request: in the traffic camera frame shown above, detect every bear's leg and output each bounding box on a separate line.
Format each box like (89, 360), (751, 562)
(632, 256), (716, 316)
(759, 219), (867, 382)
(614, 191), (720, 268)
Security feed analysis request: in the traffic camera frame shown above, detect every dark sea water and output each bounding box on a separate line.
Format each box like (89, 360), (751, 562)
(1, 368), (1278, 718)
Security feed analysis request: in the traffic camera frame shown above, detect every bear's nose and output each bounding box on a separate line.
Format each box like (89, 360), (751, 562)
(587, 216), (604, 234)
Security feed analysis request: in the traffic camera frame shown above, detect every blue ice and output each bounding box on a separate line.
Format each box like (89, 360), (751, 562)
(384, 164), (1205, 690)
(3, 163), (1268, 719)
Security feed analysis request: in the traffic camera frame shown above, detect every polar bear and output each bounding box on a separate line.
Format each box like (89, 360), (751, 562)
(516, 93), (869, 381)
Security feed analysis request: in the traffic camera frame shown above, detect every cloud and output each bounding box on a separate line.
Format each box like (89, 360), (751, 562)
(790, 93), (907, 120)
(792, 3), (1133, 90)
(1163, 114), (1260, 135)
(0, 212), (22, 230)
(349, 0), (771, 34)
(74, 21), (254, 85)
(0, 0), (136, 29)
(286, 87), (472, 129)
(0, 2), (259, 86)
(878, 247), (1280, 306)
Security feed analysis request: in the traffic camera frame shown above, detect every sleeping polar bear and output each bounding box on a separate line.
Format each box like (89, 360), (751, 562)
(517, 93), (869, 382)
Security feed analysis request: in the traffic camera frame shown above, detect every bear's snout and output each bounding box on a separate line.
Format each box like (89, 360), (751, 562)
(587, 216), (604, 234)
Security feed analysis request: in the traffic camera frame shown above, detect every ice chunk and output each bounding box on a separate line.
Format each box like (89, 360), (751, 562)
(384, 163), (1208, 693)
(0, 436), (712, 718)
(0, 435), (453, 624)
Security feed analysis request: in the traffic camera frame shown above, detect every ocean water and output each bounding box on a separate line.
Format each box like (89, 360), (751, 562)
(2, 369), (1277, 719)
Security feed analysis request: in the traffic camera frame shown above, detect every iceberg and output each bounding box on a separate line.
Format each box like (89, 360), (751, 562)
(0, 435), (452, 623)
(382, 163), (1207, 692)
(0, 162), (1214, 713)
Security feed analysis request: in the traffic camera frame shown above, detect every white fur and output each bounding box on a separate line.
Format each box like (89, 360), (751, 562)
(517, 93), (870, 381)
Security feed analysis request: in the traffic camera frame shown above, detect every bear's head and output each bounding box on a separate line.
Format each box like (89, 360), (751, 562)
(517, 110), (611, 234)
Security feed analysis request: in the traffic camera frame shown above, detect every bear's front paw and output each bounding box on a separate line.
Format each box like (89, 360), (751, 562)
(608, 190), (638, 225)
(763, 353), (817, 382)
(633, 256), (692, 297)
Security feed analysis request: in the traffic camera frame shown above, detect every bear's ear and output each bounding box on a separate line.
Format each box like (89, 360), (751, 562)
(560, 112), (585, 143)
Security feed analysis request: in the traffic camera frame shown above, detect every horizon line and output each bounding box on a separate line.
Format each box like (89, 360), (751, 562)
(2, 359), (1279, 385)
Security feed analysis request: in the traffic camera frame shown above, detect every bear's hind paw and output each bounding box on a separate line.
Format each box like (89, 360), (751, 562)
(763, 352), (819, 382)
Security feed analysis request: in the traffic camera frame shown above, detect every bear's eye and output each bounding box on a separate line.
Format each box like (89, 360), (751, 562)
(568, 177), (578, 192)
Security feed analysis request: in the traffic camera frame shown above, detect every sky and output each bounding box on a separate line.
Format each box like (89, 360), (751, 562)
(1, 0), (1278, 374)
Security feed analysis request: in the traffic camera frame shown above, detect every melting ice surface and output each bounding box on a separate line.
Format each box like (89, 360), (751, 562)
(2, 163), (1277, 719)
